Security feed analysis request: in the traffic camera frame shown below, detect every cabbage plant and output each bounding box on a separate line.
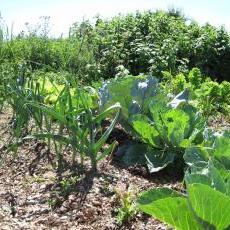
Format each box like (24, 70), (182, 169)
(137, 131), (230, 230)
(99, 74), (161, 134)
(119, 94), (205, 173)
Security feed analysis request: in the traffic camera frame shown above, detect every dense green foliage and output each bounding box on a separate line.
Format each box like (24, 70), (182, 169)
(161, 68), (230, 115)
(99, 71), (229, 172)
(1, 11), (230, 83)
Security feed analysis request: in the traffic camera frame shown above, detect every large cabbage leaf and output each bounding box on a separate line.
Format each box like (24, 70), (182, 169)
(137, 188), (202, 230)
(99, 75), (160, 119)
(188, 183), (230, 230)
(137, 182), (230, 230)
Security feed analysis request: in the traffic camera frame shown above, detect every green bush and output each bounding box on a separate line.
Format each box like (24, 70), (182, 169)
(1, 10), (230, 83)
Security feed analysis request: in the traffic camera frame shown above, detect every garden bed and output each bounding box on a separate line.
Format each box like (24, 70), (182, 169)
(0, 109), (183, 230)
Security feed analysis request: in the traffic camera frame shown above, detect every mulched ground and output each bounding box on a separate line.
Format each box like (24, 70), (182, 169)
(0, 108), (214, 230)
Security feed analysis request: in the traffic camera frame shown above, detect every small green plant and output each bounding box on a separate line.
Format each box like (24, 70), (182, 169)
(47, 198), (62, 210)
(194, 79), (230, 115)
(5, 65), (45, 139)
(171, 73), (187, 94)
(20, 84), (120, 173)
(195, 81), (220, 106)
(59, 176), (78, 196)
(30, 175), (46, 183)
(5, 66), (120, 174)
(188, 67), (203, 89)
(114, 184), (137, 225)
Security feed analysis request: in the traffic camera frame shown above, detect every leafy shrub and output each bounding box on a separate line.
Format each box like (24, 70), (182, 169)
(1, 11), (230, 83)
(188, 67), (203, 89)
(160, 68), (230, 116)
(220, 81), (230, 104)
(171, 73), (187, 94)
(194, 80), (230, 115)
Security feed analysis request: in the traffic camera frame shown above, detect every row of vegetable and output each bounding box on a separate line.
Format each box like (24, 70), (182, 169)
(100, 69), (230, 229)
(0, 65), (230, 229)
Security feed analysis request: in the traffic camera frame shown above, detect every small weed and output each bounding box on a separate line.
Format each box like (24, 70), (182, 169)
(21, 174), (45, 189)
(59, 176), (79, 197)
(31, 175), (46, 183)
(47, 197), (62, 210)
(114, 183), (137, 225)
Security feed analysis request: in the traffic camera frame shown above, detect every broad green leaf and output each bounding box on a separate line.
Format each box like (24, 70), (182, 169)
(185, 173), (212, 187)
(182, 108), (205, 143)
(185, 160), (226, 194)
(226, 177), (230, 196)
(99, 75), (147, 118)
(130, 76), (159, 113)
(137, 187), (181, 204)
(145, 148), (175, 173)
(207, 161), (226, 193)
(137, 188), (201, 230)
(116, 143), (147, 166)
(212, 159), (230, 181)
(188, 183), (230, 230)
(213, 135), (230, 169)
(162, 109), (190, 146)
(132, 114), (160, 147)
(149, 100), (168, 137)
(184, 146), (209, 167)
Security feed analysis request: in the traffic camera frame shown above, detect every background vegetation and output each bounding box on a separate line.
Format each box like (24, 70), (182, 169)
(0, 10), (230, 84)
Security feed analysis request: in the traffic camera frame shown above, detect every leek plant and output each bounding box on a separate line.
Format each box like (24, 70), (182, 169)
(26, 85), (121, 172)
(5, 66), (120, 173)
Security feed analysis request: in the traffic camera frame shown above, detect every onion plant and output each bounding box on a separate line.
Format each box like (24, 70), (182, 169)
(26, 85), (121, 172)
(5, 66), (121, 173)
